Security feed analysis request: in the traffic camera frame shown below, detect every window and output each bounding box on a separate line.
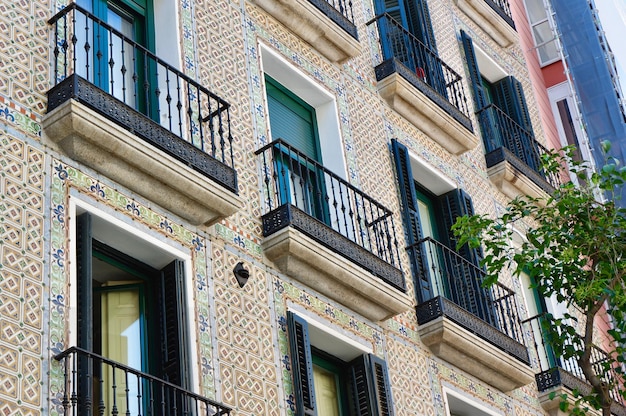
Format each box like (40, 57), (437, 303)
(74, 209), (191, 414)
(76, 0), (155, 107)
(287, 312), (394, 416)
(523, 0), (559, 66)
(74, 0), (180, 125)
(548, 82), (590, 176)
(461, 30), (541, 172)
(374, 0), (437, 51)
(260, 44), (346, 227)
(391, 139), (496, 324)
(265, 75), (329, 223)
(373, 0), (447, 95)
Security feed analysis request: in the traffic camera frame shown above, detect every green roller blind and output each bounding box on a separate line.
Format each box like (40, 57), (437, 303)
(266, 76), (320, 162)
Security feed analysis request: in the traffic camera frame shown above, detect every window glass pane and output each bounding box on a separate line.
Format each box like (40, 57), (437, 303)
(538, 41), (559, 64)
(313, 365), (341, 416)
(525, 0), (548, 24)
(532, 20), (554, 44)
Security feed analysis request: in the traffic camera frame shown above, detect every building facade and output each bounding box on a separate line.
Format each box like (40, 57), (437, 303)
(512, 0), (626, 202)
(0, 0), (613, 415)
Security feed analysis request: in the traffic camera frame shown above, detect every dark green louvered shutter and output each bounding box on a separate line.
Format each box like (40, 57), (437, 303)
(287, 312), (317, 416)
(76, 213), (93, 351)
(76, 212), (93, 415)
(461, 30), (502, 151)
(376, 0), (437, 51)
(391, 139), (432, 303)
(437, 189), (496, 326)
(409, 0), (437, 52)
(460, 30), (487, 110)
(348, 354), (394, 416)
(491, 76), (541, 171)
(158, 259), (190, 389)
(492, 76), (533, 133)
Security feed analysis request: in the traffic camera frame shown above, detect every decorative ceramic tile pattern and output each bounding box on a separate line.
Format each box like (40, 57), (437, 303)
(212, 245), (279, 415)
(0, 0), (49, 116)
(386, 335), (436, 416)
(271, 272), (385, 416)
(1, 0), (567, 413)
(0, 128), (45, 415)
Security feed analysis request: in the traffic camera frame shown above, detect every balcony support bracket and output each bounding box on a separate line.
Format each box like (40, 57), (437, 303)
(42, 97), (242, 226)
(262, 212), (413, 321)
(376, 68), (478, 155)
(417, 297), (533, 391)
(485, 147), (553, 204)
(454, 0), (517, 47)
(250, 0), (360, 64)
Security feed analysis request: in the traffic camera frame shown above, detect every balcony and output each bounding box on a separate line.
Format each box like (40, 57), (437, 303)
(477, 104), (559, 201)
(366, 14), (477, 156)
(454, 0), (517, 47)
(42, 4), (242, 226)
(413, 237), (534, 391)
(53, 347), (231, 415)
(256, 139), (413, 321)
(249, 0), (360, 64)
(524, 315), (626, 416)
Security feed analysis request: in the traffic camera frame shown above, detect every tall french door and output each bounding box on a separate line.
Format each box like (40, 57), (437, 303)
(266, 76), (329, 224)
(76, 213), (190, 414)
(76, 0), (155, 113)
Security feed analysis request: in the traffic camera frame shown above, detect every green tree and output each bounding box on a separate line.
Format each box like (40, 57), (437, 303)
(453, 143), (626, 416)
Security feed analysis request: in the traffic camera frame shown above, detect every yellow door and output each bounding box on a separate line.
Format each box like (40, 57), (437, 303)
(101, 287), (143, 415)
(313, 364), (341, 416)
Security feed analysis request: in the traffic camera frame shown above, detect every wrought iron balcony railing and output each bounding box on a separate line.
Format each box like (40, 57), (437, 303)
(485, 0), (516, 29)
(47, 3), (236, 190)
(255, 139), (405, 290)
(412, 237), (525, 347)
(523, 314), (625, 407)
(477, 104), (560, 190)
(310, 0), (357, 38)
(366, 13), (472, 124)
(53, 346), (231, 415)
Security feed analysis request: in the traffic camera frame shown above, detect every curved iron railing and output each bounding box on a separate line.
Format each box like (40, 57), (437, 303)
(366, 13), (472, 121)
(255, 139), (403, 272)
(411, 236), (524, 344)
(523, 314), (625, 405)
(477, 104), (560, 189)
(54, 346), (231, 415)
(48, 3), (234, 170)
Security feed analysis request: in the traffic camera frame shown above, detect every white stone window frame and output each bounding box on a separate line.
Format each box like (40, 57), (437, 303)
(67, 196), (202, 392)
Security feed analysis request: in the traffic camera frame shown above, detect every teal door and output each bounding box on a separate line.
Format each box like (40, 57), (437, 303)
(77, 0), (156, 113)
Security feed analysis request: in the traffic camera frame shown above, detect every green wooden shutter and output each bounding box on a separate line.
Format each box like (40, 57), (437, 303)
(76, 213), (94, 414)
(348, 354), (394, 416)
(408, 0), (437, 52)
(492, 76), (534, 133)
(158, 259), (190, 389)
(491, 76), (541, 171)
(77, 213), (94, 352)
(460, 30), (487, 110)
(391, 139), (432, 303)
(287, 312), (317, 416)
(266, 76), (320, 162)
(437, 189), (496, 325)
